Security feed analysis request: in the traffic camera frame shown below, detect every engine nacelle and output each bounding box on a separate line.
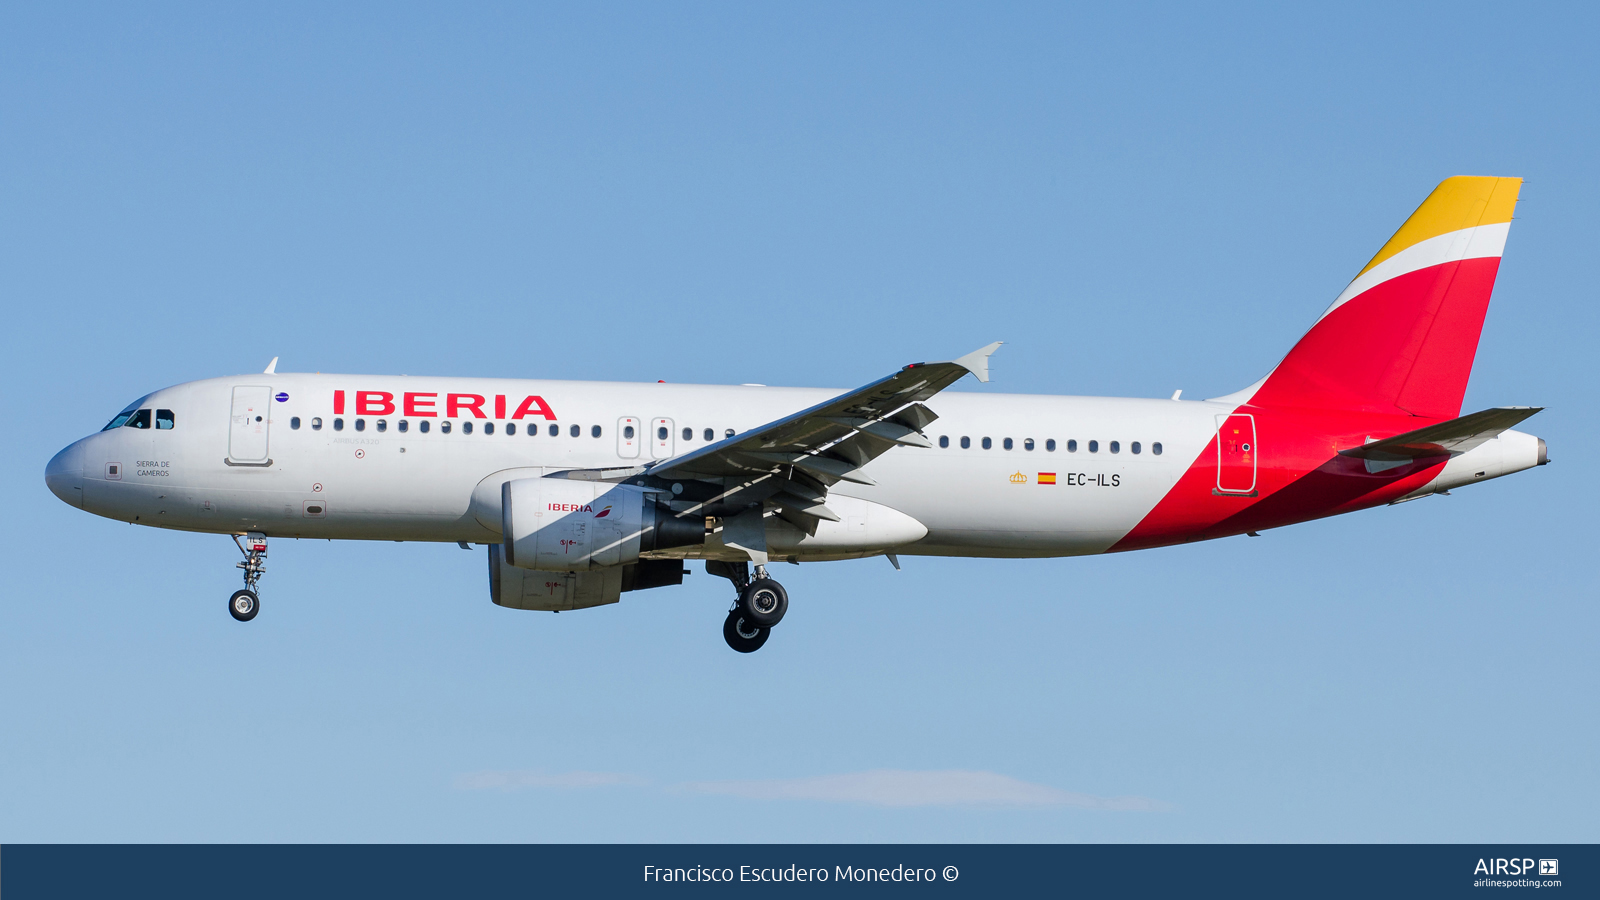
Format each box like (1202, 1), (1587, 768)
(501, 478), (704, 572)
(489, 546), (690, 612)
(489, 543), (624, 610)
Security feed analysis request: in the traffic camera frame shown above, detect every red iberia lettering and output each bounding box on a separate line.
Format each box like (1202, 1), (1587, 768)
(333, 390), (345, 415)
(494, 395), (506, 419)
(447, 394), (487, 418)
(356, 391), (395, 415)
(511, 395), (557, 421)
(547, 503), (593, 512)
(403, 392), (438, 417)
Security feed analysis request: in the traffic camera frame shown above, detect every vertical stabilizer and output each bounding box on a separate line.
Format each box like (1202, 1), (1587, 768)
(1227, 177), (1521, 419)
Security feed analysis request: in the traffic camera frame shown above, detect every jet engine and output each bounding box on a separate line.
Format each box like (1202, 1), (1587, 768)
(500, 477), (704, 572)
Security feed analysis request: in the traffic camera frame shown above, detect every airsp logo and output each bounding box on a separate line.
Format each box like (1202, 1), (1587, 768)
(1474, 858), (1547, 876)
(1540, 859), (1559, 876)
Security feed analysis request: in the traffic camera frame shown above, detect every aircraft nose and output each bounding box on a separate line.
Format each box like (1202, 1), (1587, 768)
(45, 440), (86, 508)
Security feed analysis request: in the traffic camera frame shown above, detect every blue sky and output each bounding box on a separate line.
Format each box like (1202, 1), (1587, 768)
(1, 3), (1595, 842)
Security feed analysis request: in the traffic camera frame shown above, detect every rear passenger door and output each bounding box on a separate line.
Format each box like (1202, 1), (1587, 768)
(1215, 413), (1257, 495)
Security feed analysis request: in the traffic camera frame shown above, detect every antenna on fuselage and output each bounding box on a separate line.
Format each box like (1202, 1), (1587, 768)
(264, 357), (278, 375)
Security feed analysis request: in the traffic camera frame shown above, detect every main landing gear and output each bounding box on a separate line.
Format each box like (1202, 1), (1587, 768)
(710, 561), (790, 653)
(229, 533), (267, 622)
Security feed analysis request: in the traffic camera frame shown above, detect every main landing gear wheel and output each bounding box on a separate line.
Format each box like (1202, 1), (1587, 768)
(739, 577), (788, 628)
(723, 609), (770, 653)
(229, 589), (260, 622)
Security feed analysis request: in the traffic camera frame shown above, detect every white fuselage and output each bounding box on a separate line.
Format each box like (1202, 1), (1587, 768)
(48, 373), (1223, 558)
(47, 373), (1542, 561)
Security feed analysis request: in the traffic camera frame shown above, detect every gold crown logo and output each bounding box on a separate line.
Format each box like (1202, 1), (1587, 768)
(1010, 471), (1027, 484)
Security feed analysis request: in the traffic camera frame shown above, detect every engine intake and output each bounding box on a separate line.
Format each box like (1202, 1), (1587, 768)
(501, 478), (703, 572)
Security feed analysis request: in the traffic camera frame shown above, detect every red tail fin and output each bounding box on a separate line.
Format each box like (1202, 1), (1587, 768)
(1232, 177), (1522, 419)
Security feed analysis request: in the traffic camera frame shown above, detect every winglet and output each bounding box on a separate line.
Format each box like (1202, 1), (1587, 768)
(951, 341), (1003, 383)
(263, 357), (279, 375)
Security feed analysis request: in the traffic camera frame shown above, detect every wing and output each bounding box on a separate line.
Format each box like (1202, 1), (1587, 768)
(1338, 406), (1543, 461)
(650, 341), (1001, 486)
(547, 342), (1001, 534)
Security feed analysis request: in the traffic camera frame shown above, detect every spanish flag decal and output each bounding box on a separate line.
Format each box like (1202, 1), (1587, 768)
(1038, 472), (1057, 485)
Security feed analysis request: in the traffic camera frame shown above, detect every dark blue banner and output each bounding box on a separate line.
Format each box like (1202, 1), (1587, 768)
(2, 844), (1592, 898)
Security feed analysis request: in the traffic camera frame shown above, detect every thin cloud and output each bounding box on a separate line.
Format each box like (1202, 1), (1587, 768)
(675, 769), (1167, 811)
(454, 770), (648, 791)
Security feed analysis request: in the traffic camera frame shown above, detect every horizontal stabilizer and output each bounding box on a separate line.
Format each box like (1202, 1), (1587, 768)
(1339, 406), (1542, 461)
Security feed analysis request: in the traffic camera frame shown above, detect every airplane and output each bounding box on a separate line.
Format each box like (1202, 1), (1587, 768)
(44, 176), (1546, 652)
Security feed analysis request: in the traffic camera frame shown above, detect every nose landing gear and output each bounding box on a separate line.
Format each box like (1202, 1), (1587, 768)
(230, 533), (267, 622)
(709, 560), (789, 653)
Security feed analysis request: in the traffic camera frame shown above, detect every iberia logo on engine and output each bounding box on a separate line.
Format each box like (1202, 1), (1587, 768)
(549, 503), (593, 512)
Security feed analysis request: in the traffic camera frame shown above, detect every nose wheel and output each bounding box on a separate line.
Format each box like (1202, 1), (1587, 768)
(230, 533), (268, 623)
(709, 560), (789, 652)
(230, 589), (260, 622)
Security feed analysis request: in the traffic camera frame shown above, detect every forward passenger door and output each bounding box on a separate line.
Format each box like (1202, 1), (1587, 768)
(228, 386), (273, 464)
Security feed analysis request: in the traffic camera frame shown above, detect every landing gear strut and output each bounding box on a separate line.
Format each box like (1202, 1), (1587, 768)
(709, 560), (789, 652)
(230, 533), (267, 622)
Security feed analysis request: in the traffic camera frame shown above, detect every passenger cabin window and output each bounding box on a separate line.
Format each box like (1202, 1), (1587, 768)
(1024, 438), (1034, 451)
(1132, 441), (1141, 454)
(376, 419), (387, 432)
(354, 419), (365, 432)
(591, 425), (602, 438)
(981, 437), (992, 450)
(441, 421), (452, 434)
(682, 427), (692, 441)
(484, 422), (494, 435)
(624, 425), (635, 439)
(1046, 439), (1056, 451)
(398, 420), (409, 433)
(156, 409), (175, 430)
(311, 417), (323, 431)
(333, 418), (344, 431)
(462, 422), (473, 435)
(570, 424), (580, 438)
(506, 423), (515, 435)
(725, 429), (735, 438)
(1153, 442), (1163, 455)
(1067, 439), (1077, 452)
(939, 435), (949, 448)
(657, 426), (668, 440)
(290, 417), (301, 430)
(960, 436), (971, 449)
(1110, 440), (1120, 454)
(703, 428), (713, 441)
(549, 424), (559, 437)
(125, 409), (152, 429)
(418, 420), (428, 433)
(1003, 438), (1013, 450)
(1088, 440), (1099, 453)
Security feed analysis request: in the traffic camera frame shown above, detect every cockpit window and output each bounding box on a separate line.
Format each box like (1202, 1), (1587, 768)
(103, 411), (135, 431)
(124, 409), (152, 429)
(156, 409), (175, 430)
